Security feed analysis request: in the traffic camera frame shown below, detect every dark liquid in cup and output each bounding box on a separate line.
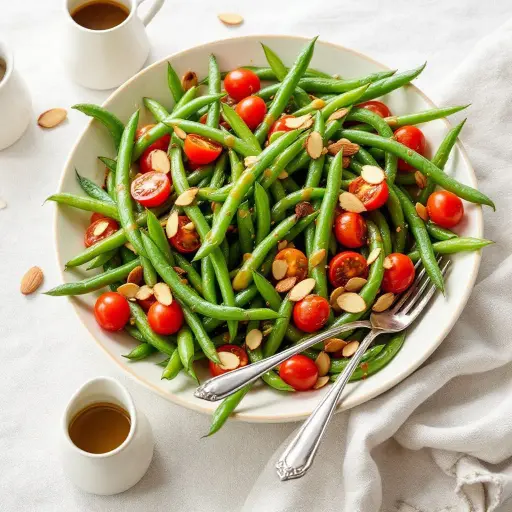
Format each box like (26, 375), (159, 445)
(71, 0), (130, 31)
(0, 59), (6, 84)
(68, 402), (131, 454)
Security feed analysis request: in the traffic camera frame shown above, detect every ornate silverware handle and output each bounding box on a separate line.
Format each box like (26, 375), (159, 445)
(276, 328), (384, 481)
(194, 320), (372, 402)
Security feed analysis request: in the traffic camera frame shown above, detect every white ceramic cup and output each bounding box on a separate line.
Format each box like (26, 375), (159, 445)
(62, 0), (164, 90)
(60, 376), (154, 495)
(0, 41), (32, 150)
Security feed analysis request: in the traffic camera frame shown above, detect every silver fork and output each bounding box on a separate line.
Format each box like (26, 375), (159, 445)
(275, 257), (450, 481)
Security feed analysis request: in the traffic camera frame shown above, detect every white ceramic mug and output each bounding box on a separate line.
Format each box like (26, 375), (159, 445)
(62, 0), (164, 90)
(60, 377), (154, 495)
(0, 41), (32, 150)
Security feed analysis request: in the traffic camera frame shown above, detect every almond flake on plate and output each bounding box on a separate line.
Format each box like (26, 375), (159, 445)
(277, 240), (288, 251)
(305, 131), (323, 159)
(182, 222), (195, 231)
(117, 283), (140, 299)
(272, 259), (288, 281)
(181, 71), (198, 91)
(275, 276), (297, 293)
(135, 285), (154, 301)
(173, 125), (187, 140)
(342, 340), (360, 358)
(415, 202), (429, 221)
(218, 13), (244, 26)
(372, 292), (395, 312)
(92, 220), (110, 237)
(366, 247), (382, 265)
(361, 165), (385, 184)
(337, 292), (367, 313)
(329, 286), (345, 313)
(150, 149), (170, 174)
(327, 108), (349, 122)
(344, 277), (368, 292)
(327, 138), (360, 156)
(415, 171), (427, 189)
(153, 282), (173, 305)
(127, 265), (143, 285)
(38, 108), (67, 129)
(20, 266), (44, 295)
(218, 351), (240, 370)
(315, 351), (331, 377)
(324, 338), (347, 353)
(284, 114), (313, 130)
(175, 188), (198, 206)
(339, 192), (366, 213)
(166, 211), (179, 238)
(309, 249), (326, 268)
(313, 376), (330, 389)
(289, 277), (316, 301)
(245, 329), (263, 350)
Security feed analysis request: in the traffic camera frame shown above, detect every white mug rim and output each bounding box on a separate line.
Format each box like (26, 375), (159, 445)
(0, 41), (13, 92)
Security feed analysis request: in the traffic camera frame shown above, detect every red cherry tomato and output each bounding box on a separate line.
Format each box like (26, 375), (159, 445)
(279, 355), (319, 391)
(147, 301), (184, 335)
(275, 248), (308, 282)
(209, 344), (249, 377)
(293, 295), (330, 333)
(334, 212), (367, 248)
(328, 251), (369, 288)
(382, 253), (415, 294)
(130, 171), (171, 208)
(139, 148), (170, 174)
(184, 134), (222, 165)
(235, 96), (267, 131)
(138, 295), (156, 312)
(90, 212), (110, 224)
(84, 218), (119, 248)
(94, 292), (130, 332)
(169, 215), (201, 254)
(136, 125), (171, 173)
(394, 125), (426, 172)
(427, 191), (464, 229)
(348, 176), (389, 211)
(268, 115), (294, 139)
(357, 100), (392, 118)
(224, 68), (261, 102)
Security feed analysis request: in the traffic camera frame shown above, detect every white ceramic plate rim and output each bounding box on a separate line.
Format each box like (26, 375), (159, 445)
(54, 35), (483, 423)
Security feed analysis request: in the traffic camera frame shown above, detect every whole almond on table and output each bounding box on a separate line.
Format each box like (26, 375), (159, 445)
(20, 266), (44, 295)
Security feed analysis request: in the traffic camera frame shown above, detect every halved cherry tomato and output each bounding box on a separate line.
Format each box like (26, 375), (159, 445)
(139, 148), (170, 174)
(84, 217), (119, 248)
(275, 248), (308, 282)
(169, 215), (201, 254)
(357, 100), (392, 118)
(184, 134), (222, 165)
(427, 190), (464, 229)
(224, 68), (261, 102)
(235, 96), (267, 131)
(209, 344), (249, 377)
(136, 124), (171, 173)
(381, 253), (415, 294)
(348, 176), (389, 211)
(394, 125), (426, 172)
(147, 301), (184, 335)
(329, 251), (369, 288)
(90, 212), (110, 224)
(268, 115), (294, 139)
(94, 292), (130, 332)
(334, 212), (367, 248)
(279, 355), (319, 391)
(131, 171), (171, 208)
(138, 295), (156, 312)
(293, 295), (330, 333)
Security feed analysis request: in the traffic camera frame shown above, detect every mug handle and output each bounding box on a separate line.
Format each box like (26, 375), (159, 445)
(137, 0), (164, 26)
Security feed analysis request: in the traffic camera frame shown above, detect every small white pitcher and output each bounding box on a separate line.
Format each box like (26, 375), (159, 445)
(62, 0), (164, 90)
(60, 377), (154, 495)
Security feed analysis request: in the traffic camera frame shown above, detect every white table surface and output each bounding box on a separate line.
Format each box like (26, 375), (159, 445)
(1, 1), (510, 511)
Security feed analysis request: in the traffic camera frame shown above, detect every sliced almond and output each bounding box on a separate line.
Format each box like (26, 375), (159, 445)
(305, 131), (323, 159)
(20, 266), (44, 295)
(342, 156), (351, 169)
(244, 156), (258, 168)
(415, 171), (427, 189)
(37, 108), (67, 129)
(372, 292), (395, 312)
(383, 256), (394, 270)
(284, 114), (313, 130)
(313, 376), (330, 390)
(245, 329), (263, 350)
(153, 282), (173, 305)
(181, 71), (198, 91)
(166, 211), (179, 238)
(286, 241), (295, 249)
(415, 202), (429, 222)
(361, 165), (385, 185)
(272, 259), (288, 281)
(339, 192), (366, 213)
(117, 283), (140, 299)
(92, 220), (110, 237)
(124, 242), (136, 253)
(345, 277), (368, 292)
(218, 13), (244, 26)
(289, 277), (316, 302)
(150, 149), (170, 174)
(218, 351), (240, 370)
(173, 266), (187, 277)
(327, 138), (360, 157)
(309, 249), (326, 268)
(275, 276), (297, 293)
(127, 265), (143, 285)
(173, 125), (187, 140)
(324, 338), (347, 353)
(175, 188), (198, 206)
(327, 108), (349, 122)
(329, 286), (345, 313)
(342, 340), (360, 358)
(337, 292), (367, 313)
(366, 247), (382, 265)
(135, 285), (153, 301)
(278, 170), (288, 180)
(310, 98), (326, 110)
(315, 351), (331, 377)
(182, 222), (195, 231)
(277, 240), (288, 251)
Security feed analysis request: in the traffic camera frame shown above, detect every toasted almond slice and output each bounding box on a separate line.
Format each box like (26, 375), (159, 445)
(124, 242), (136, 253)
(278, 170), (288, 180)
(127, 265), (143, 285)
(289, 277), (316, 302)
(150, 149), (170, 174)
(383, 256), (393, 270)
(310, 98), (326, 110)
(244, 155), (258, 167)
(361, 165), (385, 185)
(173, 125), (187, 140)
(20, 266), (44, 295)
(372, 292), (395, 312)
(181, 71), (198, 91)
(277, 240), (288, 251)
(92, 220), (110, 237)
(275, 276), (297, 293)
(324, 338), (347, 353)
(342, 156), (351, 169)
(339, 192), (366, 213)
(337, 292), (366, 313)
(153, 282), (173, 305)
(286, 241), (295, 249)
(218, 351), (240, 370)
(182, 222), (195, 231)
(315, 351), (331, 377)
(366, 247), (382, 265)
(38, 108), (67, 128)
(342, 340), (360, 358)
(329, 286), (345, 313)
(327, 108), (349, 122)
(415, 202), (429, 221)
(175, 188), (198, 206)
(117, 283), (140, 299)
(173, 266), (187, 276)
(309, 249), (326, 268)
(218, 13), (244, 26)
(284, 114), (313, 130)
(272, 259), (288, 280)
(313, 376), (330, 389)
(344, 277), (368, 292)
(305, 131), (323, 159)
(246, 329), (263, 350)
(135, 285), (153, 300)
(166, 211), (179, 238)
(327, 138), (359, 156)
(415, 171), (427, 189)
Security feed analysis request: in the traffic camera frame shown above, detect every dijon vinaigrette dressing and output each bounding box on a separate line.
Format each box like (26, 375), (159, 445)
(71, 0), (130, 31)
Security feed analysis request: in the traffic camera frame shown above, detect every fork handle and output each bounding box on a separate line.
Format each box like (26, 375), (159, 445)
(275, 328), (385, 481)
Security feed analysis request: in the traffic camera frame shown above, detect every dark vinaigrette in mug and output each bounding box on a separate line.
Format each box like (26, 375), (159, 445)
(71, 0), (130, 31)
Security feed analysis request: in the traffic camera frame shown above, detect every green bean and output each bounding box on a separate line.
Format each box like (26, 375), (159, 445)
(263, 296), (294, 358)
(99, 156), (117, 172)
(206, 54), (221, 128)
(75, 169), (115, 205)
(237, 65), (332, 81)
(253, 271), (282, 310)
(271, 187), (324, 222)
(206, 385), (251, 436)
(270, 179), (286, 204)
(123, 342), (156, 361)
(124, 324), (147, 343)
(296, 69), (396, 93)
(237, 201), (255, 255)
(221, 103), (262, 152)
(282, 176), (300, 193)
(248, 345), (295, 392)
(407, 237), (493, 262)
(228, 240), (241, 271)
(426, 221), (457, 241)
(143, 97), (170, 122)
(171, 251), (203, 296)
(254, 182), (271, 245)
(120, 245), (137, 264)
(320, 85), (369, 120)
(386, 187), (407, 253)
(105, 171), (116, 200)
(173, 85), (198, 112)
(285, 211), (319, 242)
(368, 210), (392, 256)
(209, 153), (227, 188)
(86, 249), (117, 270)
(395, 173), (417, 185)
(201, 257), (217, 304)
(329, 344), (385, 373)
(167, 62), (185, 103)
(146, 210), (175, 264)
(47, 193), (119, 220)
(161, 349), (183, 380)
(229, 149), (244, 182)
(187, 166), (214, 186)
(72, 104), (124, 149)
